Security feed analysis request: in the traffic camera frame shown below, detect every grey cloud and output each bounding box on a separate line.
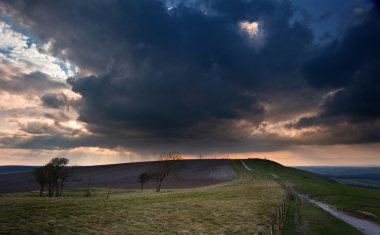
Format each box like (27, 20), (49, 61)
(0, 70), (67, 94)
(19, 121), (59, 135)
(41, 93), (68, 109)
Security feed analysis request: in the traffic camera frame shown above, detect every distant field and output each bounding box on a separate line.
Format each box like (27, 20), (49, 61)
(334, 178), (380, 190)
(0, 166), (37, 174)
(0, 160), (284, 234)
(297, 166), (380, 190)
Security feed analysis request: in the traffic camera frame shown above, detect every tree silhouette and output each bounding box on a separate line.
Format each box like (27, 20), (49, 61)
(149, 152), (183, 192)
(34, 167), (47, 197)
(33, 157), (71, 197)
(138, 172), (152, 191)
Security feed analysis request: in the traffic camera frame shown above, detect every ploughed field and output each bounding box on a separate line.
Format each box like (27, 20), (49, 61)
(0, 159), (235, 194)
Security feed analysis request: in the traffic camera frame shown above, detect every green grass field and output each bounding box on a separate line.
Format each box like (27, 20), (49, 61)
(244, 159), (380, 224)
(282, 200), (361, 235)
(0, 161), (284, 234)
(335, 178), (380, 190)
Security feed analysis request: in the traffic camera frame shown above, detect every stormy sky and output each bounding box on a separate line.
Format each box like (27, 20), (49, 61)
(0, 0), (379, 166)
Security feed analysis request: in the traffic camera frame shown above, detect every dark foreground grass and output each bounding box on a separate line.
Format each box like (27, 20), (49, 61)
(299, 203), (362, 235)
(243, 159), (380, 224)
(282, 200), (362, 235)
(0, 162), (284, 234)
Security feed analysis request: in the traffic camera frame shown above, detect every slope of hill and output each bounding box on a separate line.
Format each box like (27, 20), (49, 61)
(243, 159), (380, 225)
(0, 160), (235, 194)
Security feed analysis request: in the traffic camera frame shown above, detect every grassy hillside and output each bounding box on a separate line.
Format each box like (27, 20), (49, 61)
(0, 160), (284, 234)
(243, 158), (380, 224)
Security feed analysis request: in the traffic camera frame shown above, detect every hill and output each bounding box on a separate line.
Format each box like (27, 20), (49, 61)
(242, 159), (380, 229)
(0, 159), (284, 234)
(0, 159), (235, 194)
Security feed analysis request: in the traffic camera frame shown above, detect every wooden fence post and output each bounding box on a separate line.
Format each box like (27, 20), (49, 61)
(270, 218), (275, 235)
(277, 208), (281, 232)
(267, 185), (294, 235)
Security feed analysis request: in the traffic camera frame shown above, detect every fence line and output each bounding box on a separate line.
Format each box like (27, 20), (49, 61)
(257, 184), (295, 235)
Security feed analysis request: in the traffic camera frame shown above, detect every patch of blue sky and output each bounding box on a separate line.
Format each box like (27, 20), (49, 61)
(0, 47), (11, 55)
(0, 15), (42, 45)
(0, 20), (77, 80)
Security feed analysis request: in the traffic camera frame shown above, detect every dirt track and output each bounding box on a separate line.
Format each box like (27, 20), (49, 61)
(0, 159), (236, 194)
(307, 197), (380, 235)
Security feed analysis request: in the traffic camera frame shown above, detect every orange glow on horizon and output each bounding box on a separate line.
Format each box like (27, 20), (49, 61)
(0, 144), (379, 167)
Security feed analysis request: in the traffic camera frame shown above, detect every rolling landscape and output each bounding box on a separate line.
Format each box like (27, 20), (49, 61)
(0, 0), (379, 234)
(298, 166), (380, 190)
(1, 158), (380, 234)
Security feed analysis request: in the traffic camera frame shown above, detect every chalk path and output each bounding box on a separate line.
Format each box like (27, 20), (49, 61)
(241, 160), (253, 171)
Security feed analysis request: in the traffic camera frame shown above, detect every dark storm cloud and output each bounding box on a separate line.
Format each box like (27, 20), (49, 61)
(294, 68), (380, 129)
(318, 11), (332, 21)
(1, 0), (379, 153)
(292, 73), (380, 145)
(303, 8), (380, 89)
(41, 93), (68, 109)
(289, 8), (380, 144)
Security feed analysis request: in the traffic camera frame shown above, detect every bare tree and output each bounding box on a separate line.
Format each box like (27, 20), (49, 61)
(149, 152), (183, 192)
